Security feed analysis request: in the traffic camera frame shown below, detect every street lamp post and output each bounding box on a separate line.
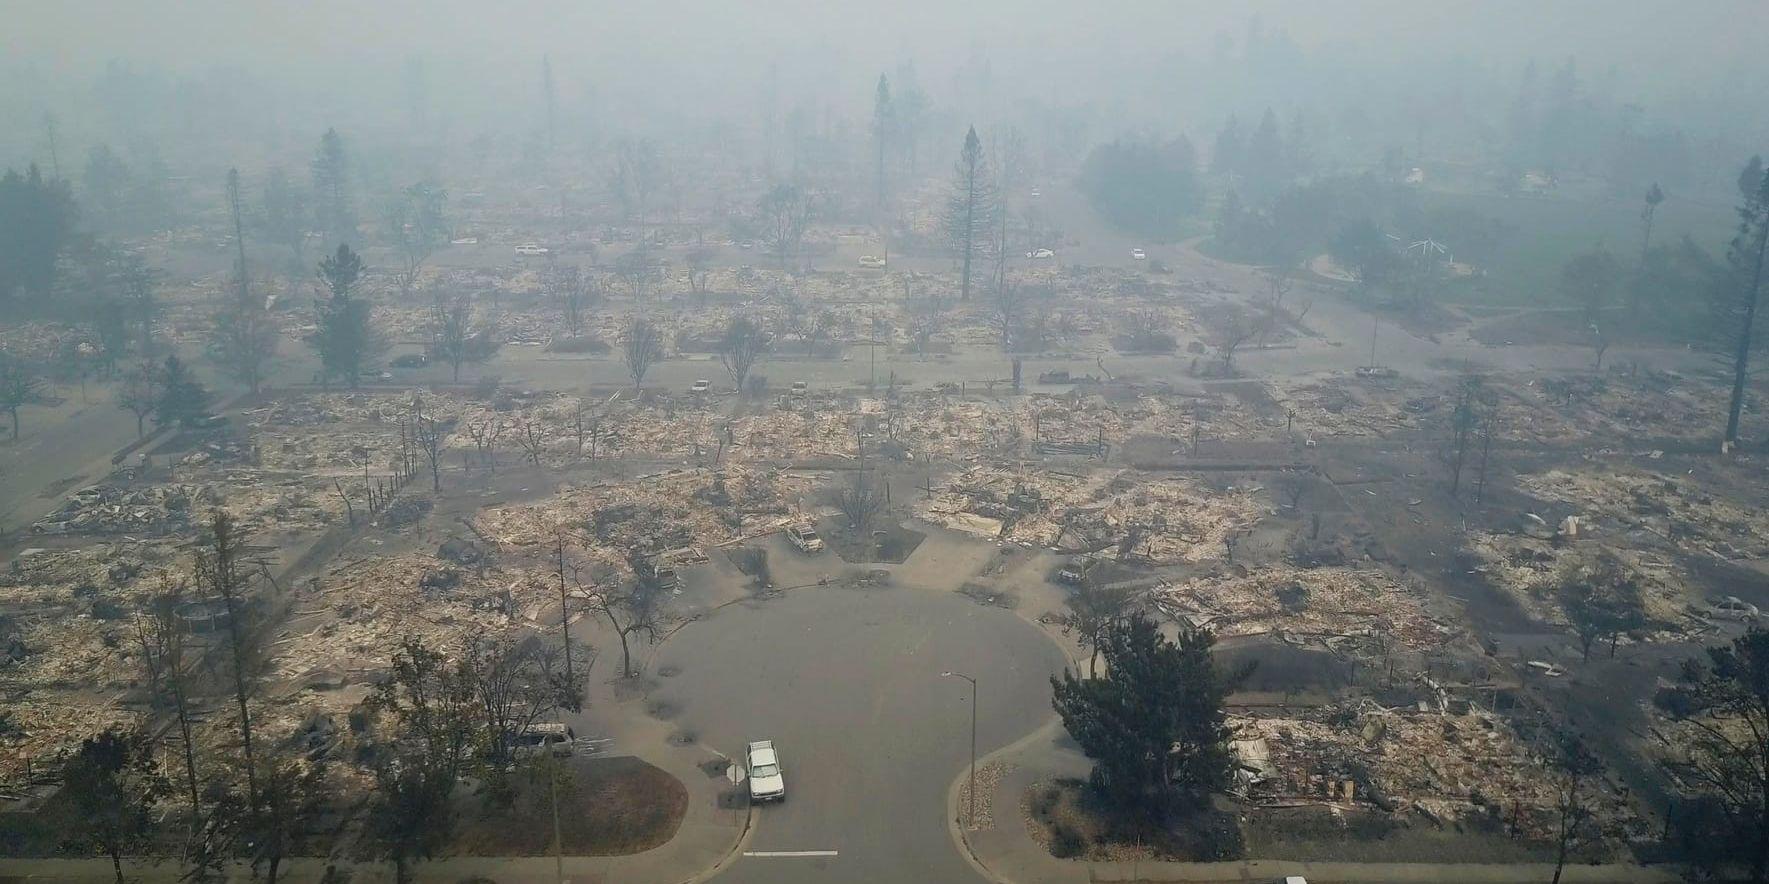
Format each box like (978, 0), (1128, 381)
(942, 670), (978, 829)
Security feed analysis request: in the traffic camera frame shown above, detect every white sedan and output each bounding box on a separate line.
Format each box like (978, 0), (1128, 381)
(747, 740), (786, 802)
(1026, 248), (1055, 259)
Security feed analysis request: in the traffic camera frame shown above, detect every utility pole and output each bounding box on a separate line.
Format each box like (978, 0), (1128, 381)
(942, 671), (978, 829)
(42, 113), (60, 180)
(550, 712), (565, 884)
(557, 530), (573, 680)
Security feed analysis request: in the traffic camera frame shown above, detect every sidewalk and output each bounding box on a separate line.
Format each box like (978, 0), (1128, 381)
(951, 721), (1680, 884)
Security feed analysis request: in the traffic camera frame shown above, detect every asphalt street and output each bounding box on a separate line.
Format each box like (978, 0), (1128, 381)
(649, 585), (1069, 883)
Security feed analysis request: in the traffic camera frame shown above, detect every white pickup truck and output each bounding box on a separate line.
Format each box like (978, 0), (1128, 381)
(747, 740), (786, 802)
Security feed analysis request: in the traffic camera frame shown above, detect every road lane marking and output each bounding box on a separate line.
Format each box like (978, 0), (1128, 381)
(743, 850), (839, 858)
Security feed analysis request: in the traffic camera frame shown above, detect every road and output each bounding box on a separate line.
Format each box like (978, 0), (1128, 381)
(646, 585), (1068, 883)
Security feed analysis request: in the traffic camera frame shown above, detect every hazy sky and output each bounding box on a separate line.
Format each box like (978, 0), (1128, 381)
(6, 0), (1757, 89)
(3, 0), (1763, 173)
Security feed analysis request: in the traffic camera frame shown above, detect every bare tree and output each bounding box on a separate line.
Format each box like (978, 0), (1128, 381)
(1550, 731), (1603, 884)
(685, 246), (716, 299)
(801, 308), (833, 356)
(386, 182), (448, 298)
(115, 361), (160, 438)
(429, 294), (472, 382)
(991, 281), (1024, 351)
(511, 417), (547, 466)
(836, 470), (886, 532)
(133, 578), (203, 830)
(910, 291), (944, 356)
(115, 253), (162, 358)
(0, 355), (43, 439)
(463, 416), (500, 473)
(608, 138), (663, 226)
(543, 261), (593, 338)
(1630, 182), (1665, 316)
(610, 243), (662, 300)
(209, 287), (279, 393)
(1056, 578), (1136, 677)
(572, 396), (618, 459)
(574, 565), (674, 679)
(717, 314), (770, 390)
(622, 316), (664, 390)
(1210, 308), (1258, 372)
(411, 397), (445, 491)
(462, 634), (588, 764)
(757, 183), (814, 268)
(1446, 375), (1486, 496)
(194, 511), (269, 808)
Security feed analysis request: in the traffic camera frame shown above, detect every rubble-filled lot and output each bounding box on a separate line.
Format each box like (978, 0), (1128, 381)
(1516, 466), (1769, 560)
(1155, 566), (1455, 650)
(268, 551), (544, 705)
(0, 543), (184, 784)
(474, 465), (813, 577)
(1463, 532), (1692, 633)
(1231, 702), (1643, 844)
(1275, 369), (1751, 447)
(917, 466), (1262, 561)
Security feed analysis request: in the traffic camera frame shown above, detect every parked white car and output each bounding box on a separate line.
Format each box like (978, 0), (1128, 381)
(858, 254), (887, 269)
(786, 524), (824, 553)
(690, 379), (712, 394)
(748, 740), (786, 802)
(1131, 248), (1147, 260)
(514, 243), (550, 257)
(1026, 248), (1055, 259)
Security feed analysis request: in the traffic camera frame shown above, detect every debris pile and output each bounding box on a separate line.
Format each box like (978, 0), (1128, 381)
(474, 466), (809, 577)
(1517, 467), (1769, 559)
(919, 468), (1261, 561)
(1156, 566), (1451, 648)
(1233, 703), (1636, 841)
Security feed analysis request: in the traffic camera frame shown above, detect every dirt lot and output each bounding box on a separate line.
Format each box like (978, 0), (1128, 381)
(449, 755), (687, 856)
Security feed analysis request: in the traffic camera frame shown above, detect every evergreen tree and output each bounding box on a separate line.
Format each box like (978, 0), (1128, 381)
(872, 74), (894, 210)
(311, 129), (354, 247)
(308, 244), (385, 388)
(1242, 109), (1287, 199)
(0, 164), (78, 302)
(152, 354), (210, 427)
(61, 727), (168, 884)
(1721, 157), (1769, 450)
(944, 126), (998, 301)
(1079, 136), (1202, 241)
(1050, 614), (1238, 814)
(1211, 115), (1242, 177)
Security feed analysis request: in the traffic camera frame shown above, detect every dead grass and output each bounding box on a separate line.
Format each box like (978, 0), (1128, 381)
(449, 754), (687, 856)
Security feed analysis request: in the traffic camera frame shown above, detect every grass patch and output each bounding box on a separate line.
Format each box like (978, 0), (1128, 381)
(451, 755), (686, 856)
(1022, 778), (1244, 862)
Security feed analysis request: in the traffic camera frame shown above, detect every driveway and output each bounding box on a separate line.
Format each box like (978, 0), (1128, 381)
(648, 584), (1068, 883)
